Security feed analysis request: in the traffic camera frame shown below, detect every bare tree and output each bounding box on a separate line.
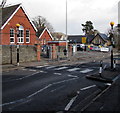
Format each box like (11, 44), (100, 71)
(0, 0), (7, 8)
(32, 16), (54, 37)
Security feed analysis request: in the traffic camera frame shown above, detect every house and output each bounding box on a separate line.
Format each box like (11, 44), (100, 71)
(68, 35), (94, 44)
(38, 27), (54, 46)
(52, 32), (66, 40)
(0, 4), (37, 45)
(91, 33), (111, 46)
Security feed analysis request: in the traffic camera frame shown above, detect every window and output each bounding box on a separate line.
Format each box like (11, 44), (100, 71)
(10, 29), (15, 43)
(43, 38), (46, 45)
(17, 26), (24, 43)
(26, 30), (30, 43)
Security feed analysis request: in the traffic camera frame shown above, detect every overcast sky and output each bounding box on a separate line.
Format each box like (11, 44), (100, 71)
(3, 0), (120, 34)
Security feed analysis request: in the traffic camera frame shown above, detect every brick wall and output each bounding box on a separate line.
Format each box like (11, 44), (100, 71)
(1, 45), (37, 64)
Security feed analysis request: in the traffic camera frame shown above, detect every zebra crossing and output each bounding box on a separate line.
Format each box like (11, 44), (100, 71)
(30, 64), (97, 74)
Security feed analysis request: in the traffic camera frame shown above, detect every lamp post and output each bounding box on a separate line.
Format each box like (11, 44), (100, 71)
(65, 0), (68, 57)
(110, 22), (114, 69)
(16, 23), (20, 66)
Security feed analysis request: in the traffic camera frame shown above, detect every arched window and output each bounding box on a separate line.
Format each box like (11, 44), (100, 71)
(17, 25), (24, 43)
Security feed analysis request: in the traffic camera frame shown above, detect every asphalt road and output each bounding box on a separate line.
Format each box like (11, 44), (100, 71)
(2, 61), (110, 112)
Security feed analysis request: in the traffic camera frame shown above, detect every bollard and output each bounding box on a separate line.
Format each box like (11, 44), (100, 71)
(113, 59), (116, 70)
(99, 60), (103, 77)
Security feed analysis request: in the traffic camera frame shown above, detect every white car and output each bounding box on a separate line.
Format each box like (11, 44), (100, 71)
(100, 47), (110, 52)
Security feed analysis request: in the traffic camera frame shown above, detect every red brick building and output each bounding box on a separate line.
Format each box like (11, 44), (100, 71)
(38, 27), (54, 46)
(0, 4), (37, 45)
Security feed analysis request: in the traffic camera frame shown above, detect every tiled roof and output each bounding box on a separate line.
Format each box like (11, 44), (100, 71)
(1, 4), (20, 26)
(68, 35), (94, 43)
(99, 33), (110, 41)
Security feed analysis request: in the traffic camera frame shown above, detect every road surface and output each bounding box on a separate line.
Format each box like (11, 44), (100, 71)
(2, 62), (110, 112)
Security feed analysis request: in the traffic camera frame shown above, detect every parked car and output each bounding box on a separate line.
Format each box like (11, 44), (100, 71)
(91, 46), (100, 51)
(100, 47), (110, 52)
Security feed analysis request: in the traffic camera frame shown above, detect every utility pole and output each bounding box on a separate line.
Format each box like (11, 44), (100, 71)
(66, 0), (68, 57)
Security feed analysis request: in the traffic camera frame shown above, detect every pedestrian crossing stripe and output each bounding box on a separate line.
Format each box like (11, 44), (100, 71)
(67, 68), (80, 72)
(80, 69), (93, 73)
(46, 66), (57, 69)
(54, 67), (68, 70)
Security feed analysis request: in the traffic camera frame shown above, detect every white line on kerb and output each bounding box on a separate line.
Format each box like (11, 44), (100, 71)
(80, 85), (96, 91)
(65, 95), (78, 111)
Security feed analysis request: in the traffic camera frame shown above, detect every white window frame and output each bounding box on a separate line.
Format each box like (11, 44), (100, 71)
(17, 26), (24, 43)
(10, 28), (15, 43)
(43, 38), (46, 45)
(26, 30), (30, 43)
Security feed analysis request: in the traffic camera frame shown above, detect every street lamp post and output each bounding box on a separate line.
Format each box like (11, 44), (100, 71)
(110, 22), (115, 69)
(16, 23), (20, 66)
(66, 0), (68, 57)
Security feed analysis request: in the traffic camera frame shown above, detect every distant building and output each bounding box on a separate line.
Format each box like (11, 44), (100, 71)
(38, 27), (54, 46)
(91, 33), (111, 46)
(0, 4), (37, 45)
(52, 32), (66, 40)
(68, 35), (94, 44)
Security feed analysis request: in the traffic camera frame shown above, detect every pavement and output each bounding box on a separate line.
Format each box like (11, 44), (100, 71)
(81, 64), (120, 112)
(82, 74), (120, 112)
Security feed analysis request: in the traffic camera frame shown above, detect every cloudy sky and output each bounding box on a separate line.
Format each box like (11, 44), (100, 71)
(3, 0), (120, 34)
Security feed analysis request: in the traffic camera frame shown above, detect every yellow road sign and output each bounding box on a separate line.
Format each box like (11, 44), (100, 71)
(82, 37), (86, 44)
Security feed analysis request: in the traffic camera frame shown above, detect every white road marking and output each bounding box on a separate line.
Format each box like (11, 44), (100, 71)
(16, 71), (40, 80)
(54, 67), (68, 70)
(54, 73), (62, 75)
(3, 71), (40, 83)
(1, 77), (79, 107)
(103, 65), (107, 69)
(67, 68), (80, 72)
(46, 66), (57, 69)
(80, 85), (96, 91)
(67, 75), (78, 78)
(29, 69), (37, 72)
(64, 95), (78, 111)
(28, 84), (52, 98)
(105, 83), (111, 86)
(113, 74), (120, 82)
(80, 69), (93, 73)
(0, 84), (52, 107)
(50, 85), (64, 93)
(39, 70), (47, 73)
(52, 77), (78, 85)
(36, 65), (47, 68)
